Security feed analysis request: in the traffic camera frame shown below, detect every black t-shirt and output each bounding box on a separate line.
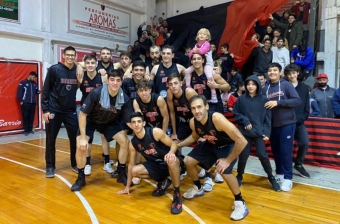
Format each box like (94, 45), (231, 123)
(135, 93), (163, 128)
(81, 85), (132, 125)
(80, 72), (103, 105)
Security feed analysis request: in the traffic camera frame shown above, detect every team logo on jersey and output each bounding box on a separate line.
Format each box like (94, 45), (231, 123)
(203, 80), (207, 85)
(196, 128), (203, 134)
(66, 85), (72, 91)
(138, 144), (142, 149)
(96, 84), (101, 87)
(174, 99), (178, 104)
(84, 80), (89, 84)
(26, 84), (29, 86)
(144, 143), (157, 156)
(203, 130), (218, 144)
(192, 77), (196, 81)
(160, 70), (164, 75)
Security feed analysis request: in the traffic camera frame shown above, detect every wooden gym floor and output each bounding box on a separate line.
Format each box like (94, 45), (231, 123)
(0, 134), (340, 224)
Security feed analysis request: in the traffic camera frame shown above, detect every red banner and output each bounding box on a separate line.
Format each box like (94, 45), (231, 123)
(0, 60), (42, 135)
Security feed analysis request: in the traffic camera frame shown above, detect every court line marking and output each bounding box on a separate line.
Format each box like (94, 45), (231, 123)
(143, 179), (206, 224)
(14, 140), (206, 223)
(0, 156), (99, 224)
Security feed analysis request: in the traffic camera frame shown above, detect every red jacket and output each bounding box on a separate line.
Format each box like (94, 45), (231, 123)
(291, 2), (310, 25)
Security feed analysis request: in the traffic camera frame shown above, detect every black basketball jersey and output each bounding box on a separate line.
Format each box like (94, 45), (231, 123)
(136, 93), (163, 128)
(80, 72), (103, 105)
(154, 63), (179, 98)
(131, 127), (170, 163)
(172, 87), (193, 123)
(97, 60), (114, 73)
(194, 112), (234, 146)
(190, 71), (222, 102)
(122, 78), (138, 99)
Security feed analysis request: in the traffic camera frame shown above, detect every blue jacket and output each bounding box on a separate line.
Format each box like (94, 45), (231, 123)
(17, 79), (40, 104)
(332, 88), (340, 118)
(290, 46), (315, 70)
(264, 78), (301, 127)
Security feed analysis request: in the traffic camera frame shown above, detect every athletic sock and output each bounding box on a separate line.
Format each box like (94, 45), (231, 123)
(193, 180), (202, 190)
(174, 187), (180, 194)
(118, 163), (126, 174)
(86, 156), (91, 165)
(104, 155), (110, 164)
(234, 192), (244, 202)
(205, 172), (211, 178)
(78, 167), (85, 178)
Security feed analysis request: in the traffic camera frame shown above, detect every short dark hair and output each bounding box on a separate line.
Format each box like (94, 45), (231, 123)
(100, 47), (111, 54)
(167, 73), (182, 83)
(83, 54), (97, 62)
(284, 63), (301, 76)
(136, 80), (152, 90)
(221, 43), (229, 50)
(107, 70), (123, 79)
(64, 46), (76, 53)
(273, 28), (282, 33)
(277, 37), (284, 43)
(256, 73), (266, 79)
(298, 44), (307, 53)
(189, 95), (208, 107)
(190, 53), (207, 67)
(132, 60), (146, 69)
(231, 67), (238, 72)
(268, 62), (282, 72)
(162, 45), (175, 53)
(288, 14), (296, 19)
(263, 38), (272, 44)
(120, 52), (132, 59)
(130, 112), (144, 122)
(29, 71), (37, 77)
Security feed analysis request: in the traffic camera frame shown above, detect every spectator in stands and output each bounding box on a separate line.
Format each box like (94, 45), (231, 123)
(148, 45), (161, 71)
(254, 21), (274, 42)
(265, 62), (301, 192)
(256, 73), (268, 89)
(270, 14), (303, 51)
(253, 39), (273, 76)
(127, 45), (133, 53)
(311, 73), (336, 118)
(273, 9), (292, 24)
(233, 75), (280, 191)
(273, 28), (289, 49)
(284, 64), (311, 178)
(227, 68), (243, 92)
(232, 82), (245, 99)
(291, 0), (311, 30)
(179, 47), (191, 67)
(290, 43), (315, 81)
(219, 43), (234, 81)
(308, 86), (321, 117)
(333, 87), (340, 118)
(272, 37), (290, 70)
(211, 44), (219, 61)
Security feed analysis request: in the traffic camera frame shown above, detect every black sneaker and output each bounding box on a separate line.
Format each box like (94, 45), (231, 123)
(111, 170), (119, 178)
(71, 178), (86, 191)
(171, 193), (182, 214)
(117, 172), (134, 187)
(294, 165), (310, 178)
(268, 176), (281, 192)
(236, 175), (243, 187)
(45, 167), (55, 178)
(72, 166), (78, 174)
(152, 178), (172, 197)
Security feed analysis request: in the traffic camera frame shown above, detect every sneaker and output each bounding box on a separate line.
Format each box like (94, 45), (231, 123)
(275, 174), (284, 183)
(203, 177), (215, 192)
(268, 176), (281, 192)
(294, 165), (310, 178)
(111, 170), (119, 178)
(180, 171), (187, 181)
(152, 178), (172, 197)
(84, 165), (92, 176)
(72, 166), (78, 174)
(29, 131), (34, 134)
(102, 157), (115, 165)
(214, 171), (224, 183)
(71, 178), (86, 191)
(230, 201), (249, 221)
(103, 163), (115, 174)
(171, 193), (182, 214)
(132, 177), (141, 185)
(117, 172), (134, 187)
(24, 132), (29, 136)
(45, 167), (54, 178)
(281, 179), (293, 192)
(198, 168), (206, 179)
(183, 185), (204, 199)
(236, 175), (243, 187)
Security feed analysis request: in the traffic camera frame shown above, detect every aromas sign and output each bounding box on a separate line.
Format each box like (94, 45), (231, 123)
(68, 0), (131, 43)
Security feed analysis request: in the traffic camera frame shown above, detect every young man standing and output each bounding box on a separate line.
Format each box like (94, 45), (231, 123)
(253, 39), (273, 76)
(272, 37), (290, 70)
(42, 46), (79, 177)
(219, 43), (234, 81)
(17, 71), (40, 136)
(71, 70), (132, 191)
(117, 112), (183, 214)
(284, 64), (310, 178)
(264, 62), (301, 191)
(177, 95), (249, 221)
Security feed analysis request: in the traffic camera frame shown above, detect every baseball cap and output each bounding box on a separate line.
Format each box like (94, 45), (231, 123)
(316, 73), (328, 79)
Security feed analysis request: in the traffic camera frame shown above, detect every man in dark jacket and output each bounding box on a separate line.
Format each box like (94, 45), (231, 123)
(219, 43), (234, 81)
(270, 14), (303, 51)
(17, 71), (40, 135)
(233, 75), (281, 191)
(42, 46), (79, 178)
(284, 64), (310, 178)
(264, 62), (301, 192)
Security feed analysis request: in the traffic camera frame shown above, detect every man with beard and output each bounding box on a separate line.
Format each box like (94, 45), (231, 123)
(147, 45), (161, 73)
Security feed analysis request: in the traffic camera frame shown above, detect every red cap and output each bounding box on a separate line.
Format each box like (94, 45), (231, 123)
(316, 73), (328, 79)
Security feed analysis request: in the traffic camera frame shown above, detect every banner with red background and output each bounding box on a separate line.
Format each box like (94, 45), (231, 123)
(0, 59), (42, 135)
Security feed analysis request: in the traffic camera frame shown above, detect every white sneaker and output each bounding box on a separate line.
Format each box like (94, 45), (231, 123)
(183, 185), (204, 199)
(281, 179), (293, 192)
(103, 163), (115, 174)
(230, 201), (249, 221)
(84, 165), (92, 176)
(110, 159), (114, 165)
(214, 171), (224, 183)
(180, 171), (187, 181)
(132, 177), (141, 185)
(203, 177), (214, 192)
(198, 168), (206, 179)
(275, 174), (284, 183)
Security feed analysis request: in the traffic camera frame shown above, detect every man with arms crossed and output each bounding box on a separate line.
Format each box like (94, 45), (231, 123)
(177, 95), (249, 221)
